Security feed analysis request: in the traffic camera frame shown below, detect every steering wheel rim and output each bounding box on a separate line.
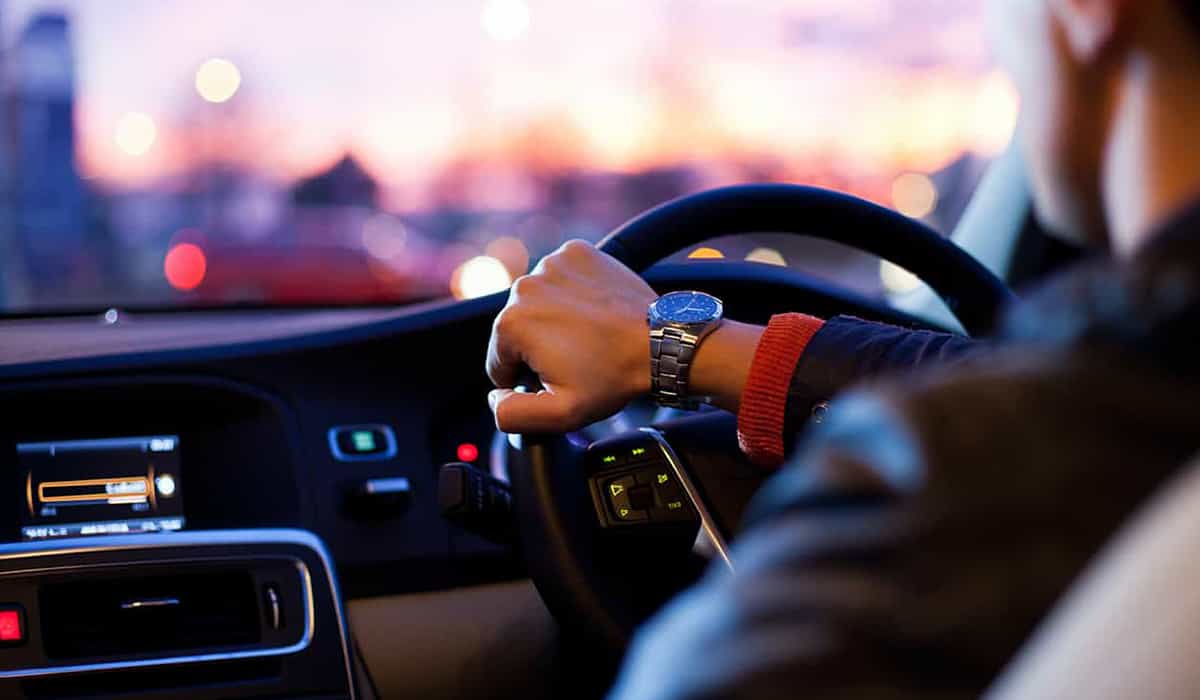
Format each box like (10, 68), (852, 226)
(599, 183), (1014, 335)
(510, 184), (1016, 659)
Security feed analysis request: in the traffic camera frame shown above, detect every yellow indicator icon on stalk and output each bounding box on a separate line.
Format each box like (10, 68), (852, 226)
(610, 483), (625, 497)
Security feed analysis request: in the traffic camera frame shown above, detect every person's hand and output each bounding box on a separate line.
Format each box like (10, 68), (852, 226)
(486, 240), (657, 433)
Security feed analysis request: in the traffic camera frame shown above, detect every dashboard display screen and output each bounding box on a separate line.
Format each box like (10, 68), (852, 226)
(16, 435), (184, 541)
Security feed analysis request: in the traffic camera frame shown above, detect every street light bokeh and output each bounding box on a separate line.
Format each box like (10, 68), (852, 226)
(195, 58), (242, 103)
(114, 111), (157, 156)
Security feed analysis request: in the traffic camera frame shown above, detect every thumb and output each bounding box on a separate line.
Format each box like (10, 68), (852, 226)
(489, 388), (580, 434)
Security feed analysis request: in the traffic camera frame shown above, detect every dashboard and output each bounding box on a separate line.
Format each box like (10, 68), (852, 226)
(0, 263), (932, 570)
(0, 302), (506, 699)
(0, 263), (939, 575)
(0, 263), (941, 699)
(0, 295), (537, 604)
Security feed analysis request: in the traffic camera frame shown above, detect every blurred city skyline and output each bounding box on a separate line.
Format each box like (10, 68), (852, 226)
(0, 0), (1013, 312)
(2, 0), (1014, 209)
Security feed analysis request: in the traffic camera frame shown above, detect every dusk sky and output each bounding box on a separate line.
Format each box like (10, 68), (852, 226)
(1, 0), (1016, 202)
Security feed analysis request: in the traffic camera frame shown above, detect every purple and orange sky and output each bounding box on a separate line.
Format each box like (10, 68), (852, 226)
(2, 0), (1017, 204)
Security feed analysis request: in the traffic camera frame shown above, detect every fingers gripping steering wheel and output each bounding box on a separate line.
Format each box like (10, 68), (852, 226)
(507, 184), (1014, 658)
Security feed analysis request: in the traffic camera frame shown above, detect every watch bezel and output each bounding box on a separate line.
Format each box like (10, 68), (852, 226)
(647, 290), (725, 330)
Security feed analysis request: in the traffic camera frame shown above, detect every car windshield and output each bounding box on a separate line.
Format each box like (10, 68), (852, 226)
(0, 0), (1013, 315)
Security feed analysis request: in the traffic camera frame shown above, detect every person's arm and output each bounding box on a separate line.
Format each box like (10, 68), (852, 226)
(486, 240), (982, 441)
(736, 313), (982, 466)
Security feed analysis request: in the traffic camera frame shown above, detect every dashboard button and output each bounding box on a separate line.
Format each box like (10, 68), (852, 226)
(654, 475), (685, 503)
(346, 477), (412, 519)
(0, 605), (26, 646)
(605, 476), (647, 522)
(328, 425), (397, 462)
(593, 451), (627, 469)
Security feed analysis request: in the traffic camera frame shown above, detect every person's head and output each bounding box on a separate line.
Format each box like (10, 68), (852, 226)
(989, 0), (1200, 255)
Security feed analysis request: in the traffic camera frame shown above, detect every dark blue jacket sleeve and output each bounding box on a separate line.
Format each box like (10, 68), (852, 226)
(785, 316), (983, 429)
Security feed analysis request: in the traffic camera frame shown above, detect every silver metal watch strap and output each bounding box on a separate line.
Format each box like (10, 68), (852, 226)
(650, 326), (700, 410)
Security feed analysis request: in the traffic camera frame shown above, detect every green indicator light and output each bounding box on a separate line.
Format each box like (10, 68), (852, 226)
(666, 501), (683, 510)
(631, 447), (646, 456)
(656, 473), (669, 484)
(602, 455), (617, 464)
(351, 430), (377, 452)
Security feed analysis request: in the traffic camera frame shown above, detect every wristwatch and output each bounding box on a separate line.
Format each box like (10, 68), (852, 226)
(647, 290), (724, 410)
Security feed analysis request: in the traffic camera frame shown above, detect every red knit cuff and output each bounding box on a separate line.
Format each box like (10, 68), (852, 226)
(737, 313), (825, 468)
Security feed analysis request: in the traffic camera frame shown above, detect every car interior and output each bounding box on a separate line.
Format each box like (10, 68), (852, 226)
(4, 2), (1185, 699)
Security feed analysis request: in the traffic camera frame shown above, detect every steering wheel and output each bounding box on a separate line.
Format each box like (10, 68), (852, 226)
(507, 184), (1014, 660)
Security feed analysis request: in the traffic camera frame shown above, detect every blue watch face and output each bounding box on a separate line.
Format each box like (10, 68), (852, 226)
(655, 291), (721, 324)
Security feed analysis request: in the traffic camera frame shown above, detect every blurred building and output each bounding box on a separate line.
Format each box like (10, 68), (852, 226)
(0, 7), (12, 307)
(292, 154), (379, 210)
(10, 12), (85, 300)
(289, 153), (379, 248)
(181, 154), (407, 304)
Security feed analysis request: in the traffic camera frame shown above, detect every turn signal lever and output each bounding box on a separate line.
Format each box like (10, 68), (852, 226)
(438, 462), (515, 544)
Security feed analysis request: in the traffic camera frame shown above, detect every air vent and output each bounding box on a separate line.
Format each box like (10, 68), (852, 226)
(40, 571), (261, 659)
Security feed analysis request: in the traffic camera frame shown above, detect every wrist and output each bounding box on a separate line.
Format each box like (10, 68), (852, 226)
(629, 314), (654, 397)
(688, 320), (765, 412)
(630, 335), (653, 397)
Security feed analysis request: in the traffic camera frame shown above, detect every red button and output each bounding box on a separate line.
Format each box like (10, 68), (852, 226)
(0, 608), (24, 643)
(456, 442), (479, 463)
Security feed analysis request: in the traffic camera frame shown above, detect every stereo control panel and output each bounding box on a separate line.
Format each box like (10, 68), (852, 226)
(17, 435), (185, 541)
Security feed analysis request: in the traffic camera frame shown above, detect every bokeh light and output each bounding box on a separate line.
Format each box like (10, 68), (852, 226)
(195, 58), (242, 103)
(164, 242), (208, 291)
(687, 247), (725, 260)
(745, 247), (787, 266)
(485, 236), (530, 278)
(451, 255), (512, 299)
(891, 173), (939, 219)
(114, 112), (157, 156)
(361, 214), (408, 261)
(481, 0), (530, 41)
